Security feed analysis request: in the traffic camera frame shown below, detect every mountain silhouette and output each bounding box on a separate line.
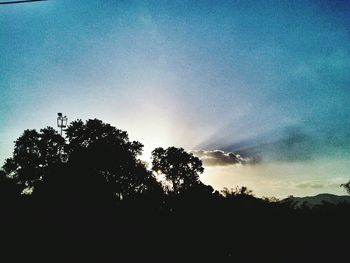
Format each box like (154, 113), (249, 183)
(281, 193), (350, 208)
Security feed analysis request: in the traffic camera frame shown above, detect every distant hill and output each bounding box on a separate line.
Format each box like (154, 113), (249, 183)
(281, 193), (350, 208)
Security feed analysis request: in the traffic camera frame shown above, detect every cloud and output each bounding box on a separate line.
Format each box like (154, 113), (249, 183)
(198, 123), (350, 164)
(191, 150), (257, 167)
(295, 181), (341, 190)
(296, 182), (325, 189)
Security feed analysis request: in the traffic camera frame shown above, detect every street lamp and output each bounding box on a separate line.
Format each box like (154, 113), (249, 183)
(57, 113), (68, 162)
(57, 113), (68, 136)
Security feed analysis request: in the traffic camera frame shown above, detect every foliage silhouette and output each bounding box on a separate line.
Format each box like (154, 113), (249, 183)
(64, 119), (163, 199)
(221, 186), (254, 197)
(341, 180), (350, 194)
(2, 127), (64, 188)
(152, 147), (204, 194)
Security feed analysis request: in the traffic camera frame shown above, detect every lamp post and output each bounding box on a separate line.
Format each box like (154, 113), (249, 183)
(57, 113), (68, 162)
(57, 113), (68, 136)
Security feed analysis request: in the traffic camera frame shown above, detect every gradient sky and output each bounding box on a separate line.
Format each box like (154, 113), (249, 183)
(1, 0), (349, 198)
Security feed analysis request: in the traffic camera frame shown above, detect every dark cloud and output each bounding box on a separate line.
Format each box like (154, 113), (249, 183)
(191, 150), (258, 167)
(198, 124), (350, 163)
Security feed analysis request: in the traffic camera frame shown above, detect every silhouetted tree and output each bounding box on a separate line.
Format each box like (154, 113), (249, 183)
(340, 181), (350, 194)
(221, 186), (254, 198)
(151, 147), (204, 194)
(2, 127), (64, 187)
(64, 119), (162, 199)
(262, 196), (280, 203)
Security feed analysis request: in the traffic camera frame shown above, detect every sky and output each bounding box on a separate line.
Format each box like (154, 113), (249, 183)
(1, 0), (349, 198)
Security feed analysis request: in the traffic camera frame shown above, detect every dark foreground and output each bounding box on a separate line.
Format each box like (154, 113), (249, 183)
(1, 178), (349, 263)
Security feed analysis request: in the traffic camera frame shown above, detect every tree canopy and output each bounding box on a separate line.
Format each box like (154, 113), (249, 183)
(151, 147), (204, 194)
(1, 119), (163, 199)
(341, 181), (350, 195)
(64, 119), (161, 199)
(2, 127), (64, 187)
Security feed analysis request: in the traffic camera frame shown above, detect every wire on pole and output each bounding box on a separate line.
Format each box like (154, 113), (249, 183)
(0, 0), (47, 5)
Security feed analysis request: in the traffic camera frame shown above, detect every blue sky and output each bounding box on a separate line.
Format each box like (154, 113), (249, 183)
(1, 0), (349, 197)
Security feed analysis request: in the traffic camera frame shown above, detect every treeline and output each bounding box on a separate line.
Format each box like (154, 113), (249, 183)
(1, 119), (349, 262)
